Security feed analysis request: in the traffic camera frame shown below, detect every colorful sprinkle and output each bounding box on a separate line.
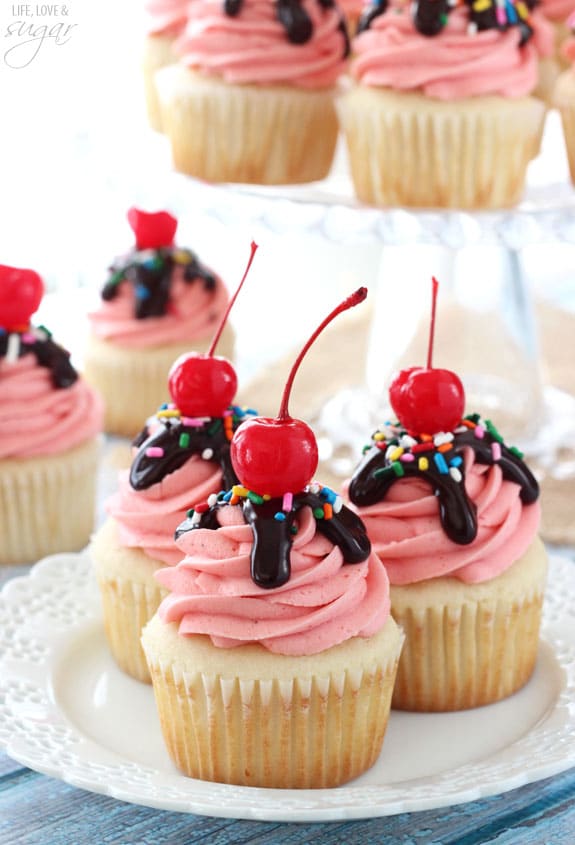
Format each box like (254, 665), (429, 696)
(274, 512), (286, 521)
(179, 432), (190, 448)
(449, 467), (463, 483)
(391, 461), (405, 478)
(418, 457), (429, 471)
(474, 426), (485, 439)
(232, 485), (248, 498)
(434, 453), (449, 474)
(313, 507), (325, 520)
(491, 442), (502, 462)
(323, 503), (333, 520)
(201, 448), (214, 460)
(449, 456), (463, 467)
(333, 496), (343, 514)
(400, 453), (415, 463)
(207, 493), (218, 507)
(248, 491), (265, 505)
(282, 492), (293, 512)
(145, 446), (164, 458)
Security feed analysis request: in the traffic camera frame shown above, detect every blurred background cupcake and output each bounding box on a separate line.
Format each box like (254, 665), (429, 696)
(554, 11), (575, 179)
(142, 0), (192, 131)
(154, 0), (349, 184)
(83, 207), (233, 437)
(0, 265), (103, 564)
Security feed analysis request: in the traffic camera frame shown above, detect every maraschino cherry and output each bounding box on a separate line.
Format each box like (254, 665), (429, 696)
(389, 277), (465, 435)
(167, 242), (258, 418)
(0, 264), (44, 331)
(231, 287), (368, 497)
(127, 207), (178, 251)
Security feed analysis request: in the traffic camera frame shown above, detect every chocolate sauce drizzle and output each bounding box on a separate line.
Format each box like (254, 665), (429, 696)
(130, 405), (257, 491)
(222, 0), (349, 54)
(0, 327), (78, 388)
(177, 483), (371, 589)
(348, 414), (539, 545)
(357, 0), (535, 43)
(102, 248), (217, 320)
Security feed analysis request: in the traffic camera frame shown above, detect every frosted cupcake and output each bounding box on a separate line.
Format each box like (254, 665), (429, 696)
(0, 265), (103, 564)
(554, 14), (575, 180)
(155, 0), (349, 184)
(346, 280), (547, 711)
(91, 244), (257, 682)
(84, 208), (233, 437)
(338, 0), (547, 208)
(142, 0), (191, 131)
(142, 287), (403, 788)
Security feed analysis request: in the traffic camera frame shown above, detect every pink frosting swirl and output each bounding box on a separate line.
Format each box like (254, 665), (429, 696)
(108, 454), (224, 565)
(351, 4), (541, 99)
(541, 0), (574, 23)
(0, 355), (102, 459)
(176, 0), (347, 88)
(88, 268), (229, 349)
(144, 0), (191, 35)
(348, 448), (540, 585)
(156, 504), (390, 655)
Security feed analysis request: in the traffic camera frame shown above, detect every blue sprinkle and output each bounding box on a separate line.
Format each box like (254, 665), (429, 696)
(223, 490), (233, 502)
(274, 512), (286, 522)
(320, 486), (337, 504)
(434, 453), (449, 475)
(449, 456), (463, 468)
(0, 327), (6, 335)
(135, 284), (150, 300)
(160, 402), (168, 410)
(505, 2), (518, 22)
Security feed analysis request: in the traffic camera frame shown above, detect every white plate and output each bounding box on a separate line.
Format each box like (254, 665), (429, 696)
(0, 553), (574, 822)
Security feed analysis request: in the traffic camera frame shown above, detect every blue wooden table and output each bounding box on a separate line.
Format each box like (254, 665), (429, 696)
(1, 550), (574, 844)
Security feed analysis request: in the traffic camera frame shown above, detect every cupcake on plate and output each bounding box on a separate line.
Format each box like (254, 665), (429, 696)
(345, 279), (547, 711)
(155, 0), (349, 184)
(338, 0), (547, 208)
(0, 265), (103, 565)
(91, 244), (257, 683)
(142, 0), (192, 131)
(84, 207), (233, 437)
(142, 287), (403, 788)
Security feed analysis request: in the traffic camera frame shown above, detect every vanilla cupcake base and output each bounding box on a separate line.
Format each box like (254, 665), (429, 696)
(91, 518), (168, 683)
(554, 70), (575, 184)
(155, 66), (340, 185)
(390, 537), (548, 712)
(142, 615), (403, 788)
(83, 323), (234, 438)
(0, 438), (100, 565)
(143, 33), (179, 132)
(337, 87), (546, 209)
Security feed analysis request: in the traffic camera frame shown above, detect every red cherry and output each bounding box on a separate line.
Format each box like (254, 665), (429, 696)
(167, 241), (258, 416)
(127, 207), (178, 250)
(231, 287), (368, 496)
(389, 366), (465, 434)
(0, 265), (44, 329)
(388, 278), (465, 435)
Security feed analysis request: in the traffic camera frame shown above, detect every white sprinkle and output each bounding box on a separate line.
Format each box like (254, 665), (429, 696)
(400, 434), (417, 449)
(333, 496), (343, 514)
(309, 482), (321, 495)
(136, 248), (156, 262)
(6, 333), (20, 363)
(385, 445), (397, 461)
(191, 511), (202, 525)
(454, 425), (468, 434)
(201, 448), (214, 460)
(207, 493), (218, 507)
(467, 21), (478, 35)
(449, 467), (463, 483)
(434, 432), (454, 447)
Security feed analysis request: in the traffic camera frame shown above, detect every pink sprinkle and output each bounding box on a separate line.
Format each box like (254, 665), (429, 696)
(21, 333), (35, 344)
(222, 409), (233, 418)
(474, 426), (485, 439)
(491, 442), (502, 461)
(400, 453), (415, 462)
(496, 7), (506, 25)
(282, 492), (293, 512)
(146, 447), (164, 458)
(181, 417), (206, 427)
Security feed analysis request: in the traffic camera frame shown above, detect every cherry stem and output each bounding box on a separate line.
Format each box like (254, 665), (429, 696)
(207, 241), (258, 357)
(278, 287), (368, 421)
(427, 276), (439, 370)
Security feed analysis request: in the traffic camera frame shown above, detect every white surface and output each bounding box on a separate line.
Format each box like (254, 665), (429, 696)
(0, 553), (574, 821)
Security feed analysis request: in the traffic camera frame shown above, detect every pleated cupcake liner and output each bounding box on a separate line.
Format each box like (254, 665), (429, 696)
(155, 66), (339, 185)
(0, 438), (100, 565)
(142, 33), (178, 133)
(554, 71), (575, 185)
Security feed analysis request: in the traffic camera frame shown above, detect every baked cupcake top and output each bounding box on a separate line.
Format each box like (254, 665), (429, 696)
(144, 0), (191, 35)
(0, 265), (102, 459)
(175, 0), (349, 88)
(351, 0), (550, 98)
(89, 208), (229, 349)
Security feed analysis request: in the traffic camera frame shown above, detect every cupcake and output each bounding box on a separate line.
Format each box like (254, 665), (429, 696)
(339, 0), (364, 35)
(0, 265), (103, 564)
(155, 0), (349, 184)
(346, 279), (547, 711)
(554, 14), (575, 180)
(83, 208), (233, 437)
(338, 0), (547, 208)
(91, 244), (257, 683)
(142, 0), (191, 131)
(142, 287), (403, 788)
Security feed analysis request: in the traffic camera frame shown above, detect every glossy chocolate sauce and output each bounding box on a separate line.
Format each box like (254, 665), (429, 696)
(0, 328), (78, 388)
(348, 416), (539, 545)
(176, 485), (371, 589)
(102, 248), (217, 320)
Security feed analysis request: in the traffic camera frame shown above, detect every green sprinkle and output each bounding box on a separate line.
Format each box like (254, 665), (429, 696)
(440, 12), (447, 23)
(36, 324), (52, 338)
(247, 491), (264, 505)
(179, 432), (190, 448)
(391, 461), (405, 477)
(186, 508), (194, 518)
(485, 419), (504, 443)
(313, 507), (325, 520)
(509, 445), (524, 459)
(373, 466), (394, 481)
(208, 419), (222, 435)
(362, 444), (372, 454)
(290, 525), (298, 535)
(465, 413), (481, 424)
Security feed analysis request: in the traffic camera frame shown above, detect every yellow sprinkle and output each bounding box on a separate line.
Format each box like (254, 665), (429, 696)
(418, 457), (429, 471)
(473, 0), (491, 10)
(389, 446), (404, 462)
(516, 1), (528, 18)
(232, 485), (248, 498)
(263, 494), (271, 501)
(173, 249), (191, 264)
(373, 432), (386, 442)
(157, 409), (181, 418)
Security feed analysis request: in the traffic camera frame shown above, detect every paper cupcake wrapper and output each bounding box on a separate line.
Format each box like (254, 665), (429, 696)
(83, 325), (233, 438)
(0, 438), (100, 565)
(391, 588), (545, 712)
(554, 72), (575, 185)
(144, 646), (401, 788)
(155, 67), (339, 185)
(337, 89), (545, 209)
(142, 33), (178, 133)
(98, 575), (167, 684)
